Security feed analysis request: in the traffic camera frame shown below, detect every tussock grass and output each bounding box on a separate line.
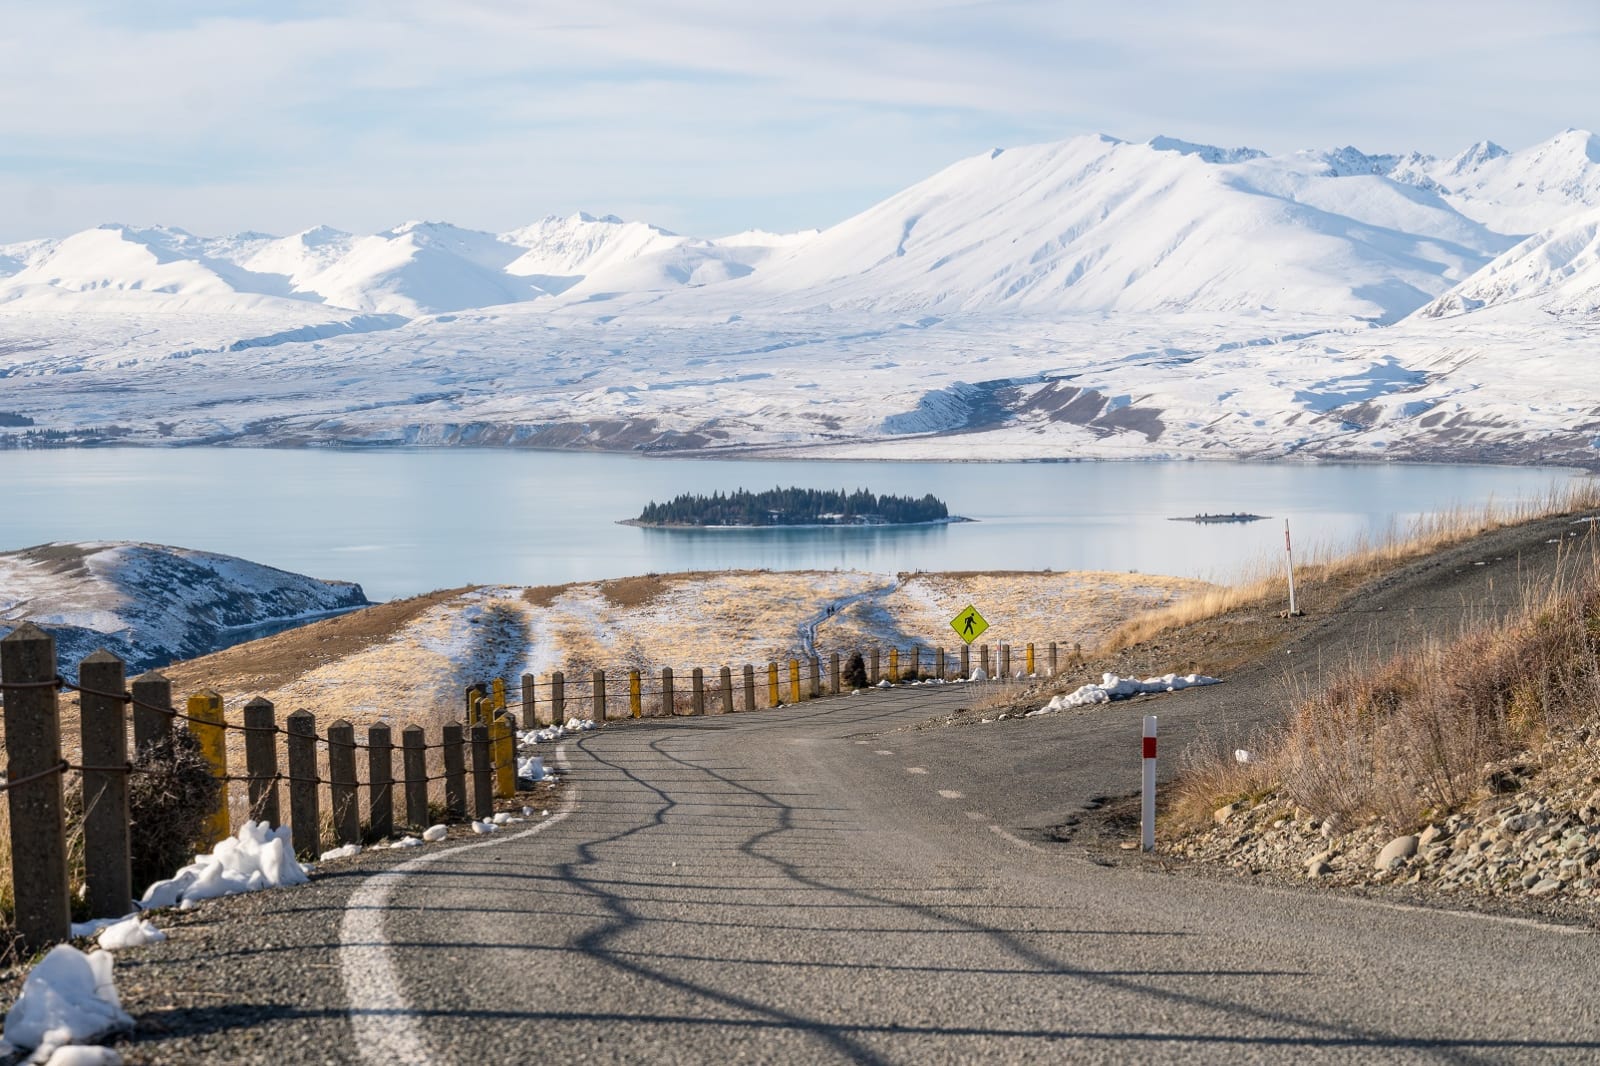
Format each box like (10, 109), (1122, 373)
(1170, 534), (1600, 834)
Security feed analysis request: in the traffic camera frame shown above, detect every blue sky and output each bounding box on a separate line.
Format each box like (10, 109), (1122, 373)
(3, 0), (1597, 242)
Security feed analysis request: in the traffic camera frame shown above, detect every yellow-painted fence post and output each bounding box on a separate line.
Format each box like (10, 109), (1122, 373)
(889, 648), (899, 684)
(188, 689), (229, 845)
(492, 677), (506, 712)
(630, 670), (642, 718)
(1026, 643), (1035, 676)
(768, 662), (780, 707)
(788, 659), (801, 704)
(491, 713), (515, 799)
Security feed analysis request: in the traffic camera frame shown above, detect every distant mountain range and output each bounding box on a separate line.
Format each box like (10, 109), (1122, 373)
(2, 129), (1598, 465)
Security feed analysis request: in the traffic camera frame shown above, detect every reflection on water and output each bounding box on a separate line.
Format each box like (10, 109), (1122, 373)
(0, 448), (1577, 600)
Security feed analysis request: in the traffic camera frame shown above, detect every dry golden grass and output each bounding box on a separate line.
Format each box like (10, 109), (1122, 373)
(1170, 534), (1600, 834)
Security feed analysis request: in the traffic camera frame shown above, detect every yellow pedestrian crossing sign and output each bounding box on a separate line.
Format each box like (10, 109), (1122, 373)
(951, 605), (988, 644)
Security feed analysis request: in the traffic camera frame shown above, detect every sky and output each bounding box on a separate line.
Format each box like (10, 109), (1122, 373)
(2, 0), (1598, 243)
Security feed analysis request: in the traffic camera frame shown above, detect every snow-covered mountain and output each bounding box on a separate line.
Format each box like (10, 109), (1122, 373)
(0, 542), (370, 671)
(2, 127), (1599, 467)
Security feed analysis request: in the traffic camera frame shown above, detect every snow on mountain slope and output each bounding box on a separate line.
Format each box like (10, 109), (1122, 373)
(1420, 207), (1600, 318)
(725, 135), (1507, 323)
(0, 542), (370, 671)
(1427, 129), (1600, 234)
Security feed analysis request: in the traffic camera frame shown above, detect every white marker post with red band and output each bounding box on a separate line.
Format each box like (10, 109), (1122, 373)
(1141, 715), (1157, 852)
(1285, 519), (1298, 616)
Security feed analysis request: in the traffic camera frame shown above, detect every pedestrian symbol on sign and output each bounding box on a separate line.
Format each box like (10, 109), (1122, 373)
(950, 605), (988, 645)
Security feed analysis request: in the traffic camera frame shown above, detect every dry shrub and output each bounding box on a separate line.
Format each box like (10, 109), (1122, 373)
(1174, 548), (1600, 833)
(128, 729), (223, 894)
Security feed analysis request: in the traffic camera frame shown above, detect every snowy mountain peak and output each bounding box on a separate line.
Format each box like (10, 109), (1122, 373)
(1441, 140), (1509, 176)
(1147, 135), (1267, 164)
(1308, 146), (1402, 177)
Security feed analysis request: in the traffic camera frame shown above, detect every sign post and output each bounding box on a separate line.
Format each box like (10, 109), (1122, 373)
(1284, 519), (1298, 616)
(1141, 715), (1157, 853)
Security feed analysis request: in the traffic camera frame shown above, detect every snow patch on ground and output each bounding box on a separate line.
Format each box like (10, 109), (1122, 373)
(139, 820), (307, 910)
(1029, 672), (1220, 715)
(1, 945), (132, 1059)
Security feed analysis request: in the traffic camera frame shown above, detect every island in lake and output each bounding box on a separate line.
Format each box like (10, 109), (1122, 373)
(624, 487), (969, 528)
(1169, 512), (1270, 525)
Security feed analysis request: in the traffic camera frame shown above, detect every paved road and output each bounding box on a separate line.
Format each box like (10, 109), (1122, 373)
(112, 513), (1600, 1064)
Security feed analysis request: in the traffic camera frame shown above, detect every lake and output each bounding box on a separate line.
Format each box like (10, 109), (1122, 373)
(0, 449), (1580, 601)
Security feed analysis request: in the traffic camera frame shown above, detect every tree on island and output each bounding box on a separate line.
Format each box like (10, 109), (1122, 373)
(634, 487), (949, 527)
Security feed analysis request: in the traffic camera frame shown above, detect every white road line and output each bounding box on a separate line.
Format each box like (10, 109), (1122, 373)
(905, 767), (929, 775)
(874, 750), (895, 756)
(938, 789), (963, 799)
(341, 743), (579, 1066)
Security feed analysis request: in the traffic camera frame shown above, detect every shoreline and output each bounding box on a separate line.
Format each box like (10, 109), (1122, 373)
(619, 516), (975, 530)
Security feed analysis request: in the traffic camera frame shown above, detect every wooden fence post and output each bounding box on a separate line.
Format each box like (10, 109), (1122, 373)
(719, 666), (734, 715)
(830, 652), (841, 696)
(188, 689), (229, 844)
(368, 723), (394, 840)
(661, 667), (675, 716)
(79, 650), (131, 920)
(443, 722), (467, 819)
(870, 648), (880, 685)
(592, 670), (607, 723)
(909, 646), (920, 682)
(960, 644), (970, 679)
(810, 657), (821, 698)
(243, 696), (280, 826)
(630, 670), (642, 718)
(491, 714), (514, 799)
(788, 659), (801, 704)
(551, 671), (566, 724)
(285, 709), (320, 859)
(691, 668), (705, 716)
(980, 644), (990, 676)
(328, 719), (360, 847)
(935, 647), (946, 681)
(743, 664), (756, 711)
(768, 662), (780, 707)
(402, 725), (428, 829)
(1000, 644), (1011, 679)
(465, 683), (485, 725)
(130, 670), (171, 754)
(521, 673), (537, 726)
(1049, 642), (1058, 676)
(470, 723), (493, 820)
(1, 624), (70, 949)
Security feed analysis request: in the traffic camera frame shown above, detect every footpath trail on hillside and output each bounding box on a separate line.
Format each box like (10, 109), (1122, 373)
(110, 513), (1600, 1064)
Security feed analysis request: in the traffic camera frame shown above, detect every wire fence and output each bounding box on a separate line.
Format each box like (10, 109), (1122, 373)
(2, 621), (1076, 952)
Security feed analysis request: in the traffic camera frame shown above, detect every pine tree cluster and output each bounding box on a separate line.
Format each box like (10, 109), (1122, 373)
(636, 486), (949, 527)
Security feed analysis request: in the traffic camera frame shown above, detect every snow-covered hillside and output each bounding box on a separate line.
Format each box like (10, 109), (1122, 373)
(1, 128), (1599, 466)
(0, 542), (369, 671)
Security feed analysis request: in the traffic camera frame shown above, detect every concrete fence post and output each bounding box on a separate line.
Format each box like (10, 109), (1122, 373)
(130, 670), (171, 755)
(909, 646), (920, 681)
(743, 664), (756, 711)
(870, 648), (880, 685)
(551, 671), (566, 725)
(402, 725), (428, 829)
(810, 657), (822, 698)
(980, 644), (990, 677)
(830, 652), (841, 696)
(691, 668), (706, 716)
(1000, 644), (1011, 680)
(328, 719), (360, 847)
(0, 624), (70, 950)
(470, 723), (493, 820)
(285, 709), (320, 859)
(243, 696), (280, 826)
(630, 670), (642, 718)
(368, 722), (394, 840)
(521, 673), (537, 726)
(442, 722), (467, 819)
(188, 689), (229, 844)
(935, 647), (946, 681)
(79, 650), (131, 920)
(719, 666), (734, 715)
(960, 644), (970, 679)
(768, 662), (780, 707)
(592, 670), (607, 723)
(661, 667), (675, 716)
(1049, 642), (1058, 677)
(889, 648), (899, 684)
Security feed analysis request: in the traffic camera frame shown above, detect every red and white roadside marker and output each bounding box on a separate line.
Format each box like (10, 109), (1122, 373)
(1141, 715), (1157, 852)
